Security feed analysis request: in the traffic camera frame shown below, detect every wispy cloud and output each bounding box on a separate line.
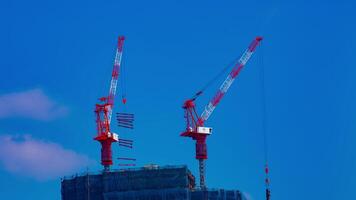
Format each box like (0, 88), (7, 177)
(0, 135), (92, 181)
(0, 89), (68, 121)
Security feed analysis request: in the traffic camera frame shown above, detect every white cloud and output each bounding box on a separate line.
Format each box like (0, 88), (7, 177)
(0, 135), (92, 181)
(0, 89), (68, 121)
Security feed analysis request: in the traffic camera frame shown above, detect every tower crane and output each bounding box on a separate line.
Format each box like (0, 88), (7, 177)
(94, 36), (125, 172)
(181, 36), (263, 189)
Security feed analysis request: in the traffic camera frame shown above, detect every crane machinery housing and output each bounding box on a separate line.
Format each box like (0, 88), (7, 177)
(181, 36), (263, 189)
(94, 36), (125, 172)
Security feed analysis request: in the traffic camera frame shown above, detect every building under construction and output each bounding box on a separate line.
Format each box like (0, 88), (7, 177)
(61, 165), (247, 200)
(61, 36), (267, 200)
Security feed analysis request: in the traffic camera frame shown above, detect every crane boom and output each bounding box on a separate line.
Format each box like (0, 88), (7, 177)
(199, 36), (262, 124)
(107, 36), (125, 124)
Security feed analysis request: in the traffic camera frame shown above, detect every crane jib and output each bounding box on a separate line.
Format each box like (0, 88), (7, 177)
(107, 38), (125, 124)
(199, 37), (262, 122)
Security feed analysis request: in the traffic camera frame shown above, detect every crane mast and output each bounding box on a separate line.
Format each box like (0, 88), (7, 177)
(181, 36), (262, 189)
(94, 36), (125, 172)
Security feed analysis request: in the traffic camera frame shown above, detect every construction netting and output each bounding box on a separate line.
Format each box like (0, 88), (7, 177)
(61, 165), (245, 200)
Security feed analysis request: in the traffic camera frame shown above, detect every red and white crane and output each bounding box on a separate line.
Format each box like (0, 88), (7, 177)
(181, 36), (263, 189)
(94, 36), (125, 171)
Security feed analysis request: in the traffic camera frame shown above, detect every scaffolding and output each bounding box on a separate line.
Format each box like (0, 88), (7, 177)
(61, 165), (246, 200)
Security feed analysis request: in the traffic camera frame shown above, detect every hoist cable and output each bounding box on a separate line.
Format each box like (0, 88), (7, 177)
(191, 56), (241, 100)
(259, 41), (268, 164)
(258, 40), (271, 200)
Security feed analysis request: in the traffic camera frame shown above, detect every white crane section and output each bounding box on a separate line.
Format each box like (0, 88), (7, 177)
(107, 37), (125, 124)
(200, 102), (214, 123)
(199, 37), (262, 124)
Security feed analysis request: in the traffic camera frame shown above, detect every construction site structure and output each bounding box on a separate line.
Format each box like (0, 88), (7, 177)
(61, 165), (248, 200)
(181, 37), (263, 189)
(94, 36), (125, 171)
(265, 164), (271, 200)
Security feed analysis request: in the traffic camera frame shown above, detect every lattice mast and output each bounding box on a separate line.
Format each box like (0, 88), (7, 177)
(181, 37), (263, 189)
(94, 36), (125, 171)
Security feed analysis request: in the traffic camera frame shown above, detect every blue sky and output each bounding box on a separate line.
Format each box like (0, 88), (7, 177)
(1, 0), (356, 199)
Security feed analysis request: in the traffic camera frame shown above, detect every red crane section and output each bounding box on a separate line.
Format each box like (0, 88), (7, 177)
(94, 36), (125, 171)
(265, 164), (271, 200)
(181, 36), (263, 189)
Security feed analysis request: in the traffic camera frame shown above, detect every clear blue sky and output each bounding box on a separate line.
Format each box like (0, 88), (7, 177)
(1, 0), (355, 199)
